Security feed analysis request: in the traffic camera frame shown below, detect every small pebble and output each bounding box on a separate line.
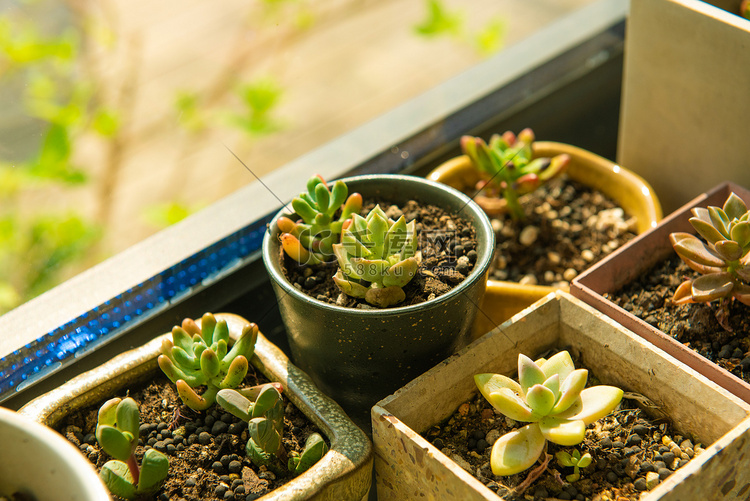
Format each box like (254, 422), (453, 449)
(658, 467), (671, 480)
(606, 471), (618, 483)
(212, 461), (224, 474)
(519, 274), (538, 286)
(646, 471), (660, 489)
(632, 424), (648, 436)
(485, 429), (501, 445)
(581, 249), (595, 262)
(547, 251), (561, 265)
(519, 226), (540, 246)
(626, 434), (642, 446)
(185, 477), (196, 488)
(634, 478), (648, 491)
(563, 268), (578, 281)
(198, 432), (211, 445)
(212, 421), (229, 435)
(228, 460), (242, 474)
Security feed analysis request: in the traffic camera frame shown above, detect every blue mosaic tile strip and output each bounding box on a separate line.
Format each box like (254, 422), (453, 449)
(0, 213), (274, 399)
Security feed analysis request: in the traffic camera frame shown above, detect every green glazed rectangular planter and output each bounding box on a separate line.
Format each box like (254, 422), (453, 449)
(372, 292), (750, 500)
(19, 313), (373, 501)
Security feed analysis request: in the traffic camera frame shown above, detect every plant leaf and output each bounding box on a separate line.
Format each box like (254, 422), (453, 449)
(723, 192), (748, 220)
(489, 423), (545, 476)
(691, 272), (734, 302)
(539, 417), (586, 446)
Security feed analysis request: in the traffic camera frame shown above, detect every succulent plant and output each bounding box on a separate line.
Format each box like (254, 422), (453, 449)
(555, 449), (592, 482)
(277, 174), (362, 265)
(460, 128), (570, 219)
(217, 384), (285, 467)
(158, 313), (258, 411)
(288, 433), (329, 475)
(742, 0), (750, 20)
(331, 205), (420, 307)
(670, 192), (750, 326)
(474, 351), (622, 476)
(96, 397), (169, 500)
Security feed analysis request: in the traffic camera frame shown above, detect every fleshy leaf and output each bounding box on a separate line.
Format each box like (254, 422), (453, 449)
(714, 240), (742, 262)
(555, 386), (623, 425)
(539, 351), (575, 383)
(487, 388), (538, 422)
(100, 460), (136, 500)
(689, 217), (726, 244)
(137, 449), (169, 494)
(691, 272), (734, 302)
(673, 280), (696, 304)
(475, 373), (523, 403)
(383, 258), (418, 288)
(364, 285), (406, 307)
(731, 221), (750, 249)
(542, 374), (560, 398)
(518, 354), (546, 395)
(672, 235), (725, 267)
(551, 369), (588, 415)
(489, 423), (545, 476)
(332, 270), (368, 298)
(525, 384), (555, 416)
(723, 192), (748, 220)
(539, 417), (586, 446)
(216, 389), (252, 421)
(96, 425), (133, 461)
(708, 207), (730, 238)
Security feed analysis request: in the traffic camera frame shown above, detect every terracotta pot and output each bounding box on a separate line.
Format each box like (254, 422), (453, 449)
(427, 141), (662, 327)
(19, 313), (373, 501)
(571, 181), (750, 404)
(371, 291), (750, 500)
(0, 406), (110, 501)
(262, 174), (494, 430)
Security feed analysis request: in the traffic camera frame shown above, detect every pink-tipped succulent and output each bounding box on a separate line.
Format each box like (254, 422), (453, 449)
(670, 192), (750, 329)
(742, 0), (750, 20)
(460, 128), (570, 219)
(474, 351), (622, 476)
(158, 313), (258, 411)
(332, 205), (420, 308)
(277, 175), (362, 265)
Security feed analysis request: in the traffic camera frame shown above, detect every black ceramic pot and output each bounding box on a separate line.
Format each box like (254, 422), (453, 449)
(262, 174), (494, 430)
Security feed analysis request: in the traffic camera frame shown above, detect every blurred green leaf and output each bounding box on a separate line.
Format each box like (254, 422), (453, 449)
(475, 17), (506, 56)
(143, 201), (196, 229)
(31, 124), (87, 184)
(92, 108), (120, 137)
(414, 0), (463, 38)
(228, 77), (285, 136)
(174, 91), (206, 132)
(0, 20), (76, 66)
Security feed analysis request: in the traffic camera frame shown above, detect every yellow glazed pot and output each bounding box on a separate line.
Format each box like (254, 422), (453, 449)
(427, 141), (662, 333)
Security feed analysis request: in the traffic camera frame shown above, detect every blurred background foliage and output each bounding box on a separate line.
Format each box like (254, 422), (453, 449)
(0, 0), (513, 314)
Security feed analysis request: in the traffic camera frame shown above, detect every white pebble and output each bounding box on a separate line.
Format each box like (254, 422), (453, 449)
(519, 226), (540, 246)
(646, 471), (660, 489)
(547, 252), (561, 265)
(563, 268), (578, 281)
(581, 249), (595, 262)
(519, 274), (538, 286)
(485, 429), (501, 445)
(491, 219), (503, 234)
(543, 271), (556, 283)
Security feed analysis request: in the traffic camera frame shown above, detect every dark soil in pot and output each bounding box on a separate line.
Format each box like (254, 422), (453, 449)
(487, 176), (638, 287)
(56, 369), (324, 501)
(425, 360), (702, 501)
(282, 199), (479, 308)
(605, 254), (750, 384)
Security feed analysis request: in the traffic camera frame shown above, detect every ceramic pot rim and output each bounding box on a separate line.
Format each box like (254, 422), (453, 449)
(262, 174), (495, 316)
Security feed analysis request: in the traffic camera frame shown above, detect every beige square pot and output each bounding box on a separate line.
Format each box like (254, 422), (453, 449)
(371, 292), (750, 500)
(19, 313), (373, 501)
(618, 0), (750, 213)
